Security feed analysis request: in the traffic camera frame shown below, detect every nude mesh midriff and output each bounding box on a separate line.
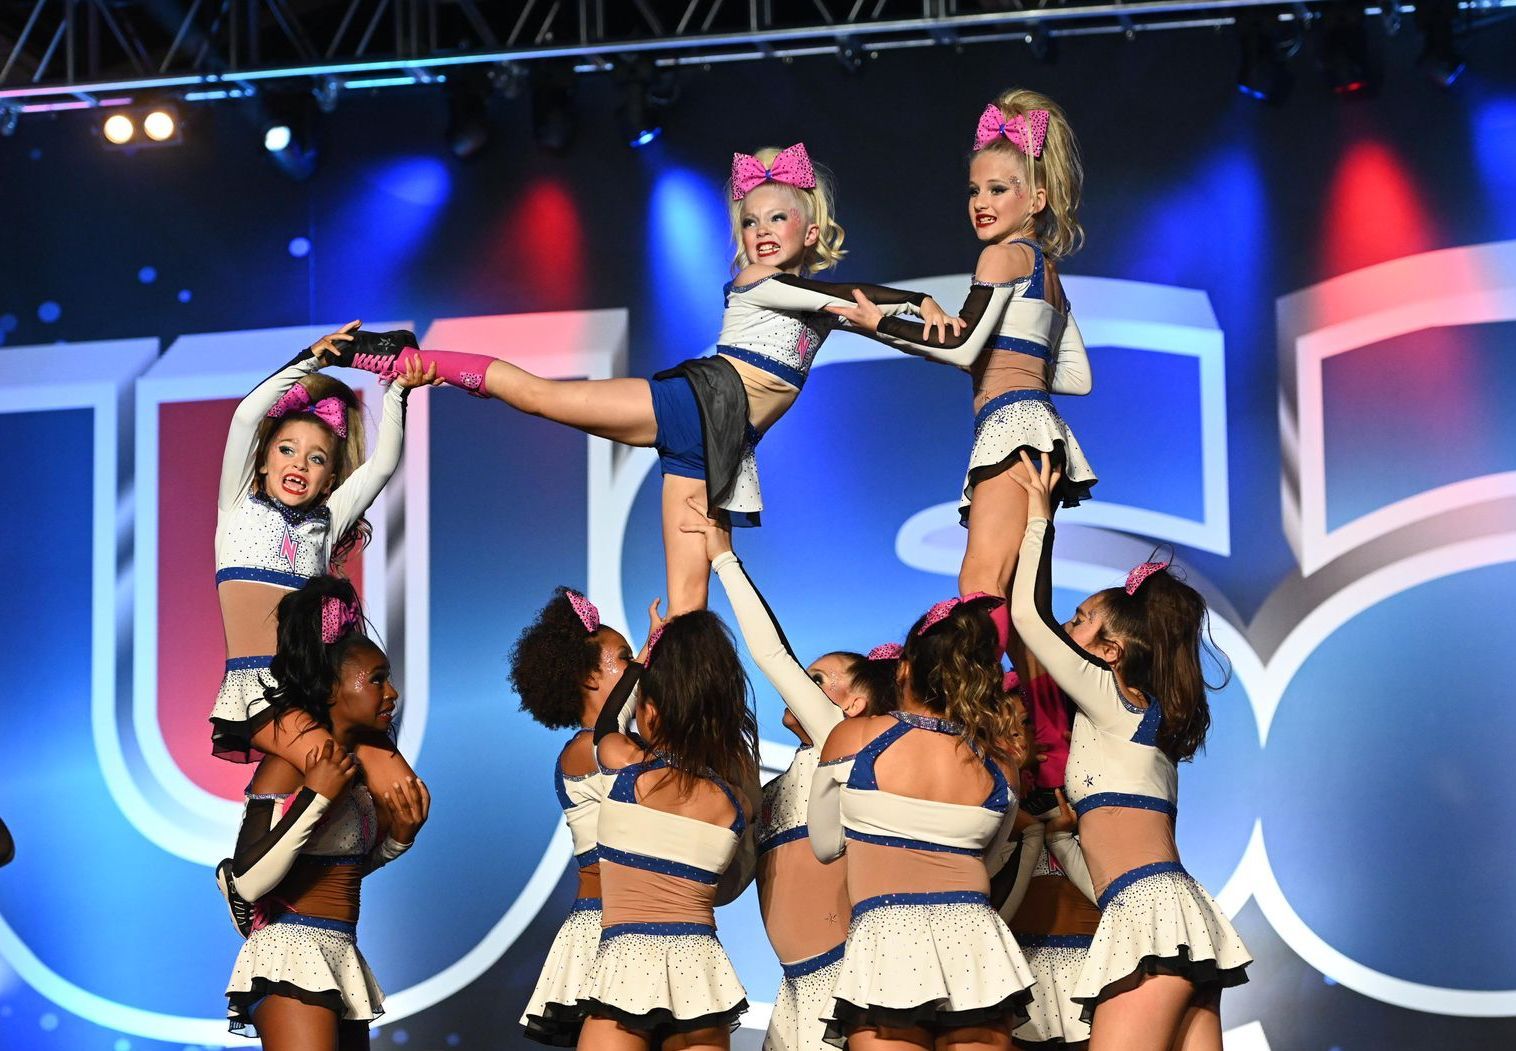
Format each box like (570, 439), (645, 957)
(1010, 875), (1102, 938)
(219, 580), (285, 658)
(971, 350), (1046, 413)
(575, 862), (602, 902)
(758, 839), (850, 964)
(844, 838), (989, 905)
(599, 862), (717, 927)
(279, 859), (361, 923)
(1077, 807), (1181, 899)
(720, 354), (800, 432)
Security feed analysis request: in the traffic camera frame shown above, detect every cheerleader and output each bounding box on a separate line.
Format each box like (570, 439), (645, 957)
(684, 514), (891, 1051)
(221, 576), (428, 1047)
(509, 588), (636, 1045)
(336, 145), (956, 613)
(578, 609), (762, 1050)
(810, 595), (1034, 1051)
(1009, 454), (1248, 1051)
(826, 90), (1095, 668)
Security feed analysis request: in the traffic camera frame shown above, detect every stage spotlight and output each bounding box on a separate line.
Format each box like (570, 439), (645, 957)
(444, 73), (492, 160)
(1236, 13), (1298, 105)
(142, 107), (177, 142)
(1415, 0), (1466, 87)
(102, 113), (136, 145)
(835, 38), (865, 74)
(0, 104), (18, 137)
(261, 92), (317, 181)
(264, 124), (292, 152)
(616, 66), (676, 149)
(1320, 6), (1379, 97)
(531, 65), (578, 154)
(1024, 25), (1058, 64)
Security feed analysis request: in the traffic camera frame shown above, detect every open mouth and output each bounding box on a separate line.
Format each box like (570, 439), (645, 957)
(974, 214), (997, 228)
(280, 473), (310, 498)
(755, 239), (781, 258)
(378, 707), (396, 724)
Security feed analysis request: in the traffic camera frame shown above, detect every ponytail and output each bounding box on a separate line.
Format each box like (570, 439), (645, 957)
(901, 598), (1018, 762)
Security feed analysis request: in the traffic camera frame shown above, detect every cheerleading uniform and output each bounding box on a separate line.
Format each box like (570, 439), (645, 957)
(711, 552), (849, 1051)
(223, 781), (411, 1034)
(809, 712), (1034, 1044)
(653, 274), (928, 525)
(577, 666), (758, 1039)
(521, 729), (608, 1045)
(863, 239), (1095, 519)
(211, 352), (409, 761)
(1011, 518), (1250, 1020)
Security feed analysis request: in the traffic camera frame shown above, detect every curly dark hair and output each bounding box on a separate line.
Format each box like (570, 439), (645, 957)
(822, 650), (899, 716)
(901, 597), (1017, 762)
(642, 610), (759, 792)
(1092, 568), (1229, 763)
(510, 588), (602, 730)
(262, 575), (381, 732)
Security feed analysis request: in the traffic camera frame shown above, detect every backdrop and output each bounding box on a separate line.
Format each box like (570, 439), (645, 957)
(3, 16), (1515, 1051)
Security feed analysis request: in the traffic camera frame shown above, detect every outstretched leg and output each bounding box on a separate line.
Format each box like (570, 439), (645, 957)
(480, 360), (659, 447)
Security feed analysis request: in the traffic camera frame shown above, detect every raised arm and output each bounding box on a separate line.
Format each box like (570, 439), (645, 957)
(325, 381), (410, 538)
(593, 659), (645, 769)
(733, 268), (928, 318)
(1048, 313), (1092, 396)
(711, 551), (844, 745)
(219, 351), (321, 512)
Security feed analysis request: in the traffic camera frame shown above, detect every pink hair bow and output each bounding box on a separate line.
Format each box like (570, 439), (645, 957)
(867, 643), (903, 661)
(1124, 561), (1171, 595)
(1003, 670), (1021, 693)
(267, 384), (349, 439)
(321, 595), (362, 644)
(565, 589), (600, 635)
(973, 104), (1049, 157)
(731, 143), (817, 201)
(915, 591), (1004, 636)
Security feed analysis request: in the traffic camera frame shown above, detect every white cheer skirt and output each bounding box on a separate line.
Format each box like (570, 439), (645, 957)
(520, 899), (603, 1046)
(823, 892), (1034, 1045)
(210, 658), (276, 763)
(963, 390), (1096, 516)
(765, 943), (845, 1051)
(578, 922), (748, 1037)
(226, 914), (383, 1035)
(1013, 935), (1093, 1048)
(1072, 863), (1250, 1022)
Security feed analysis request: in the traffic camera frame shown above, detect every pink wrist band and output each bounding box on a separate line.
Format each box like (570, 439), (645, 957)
(398, 349), (495, 397)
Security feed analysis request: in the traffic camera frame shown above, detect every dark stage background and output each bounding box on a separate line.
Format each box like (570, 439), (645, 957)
(3, 15), (1515, 1051)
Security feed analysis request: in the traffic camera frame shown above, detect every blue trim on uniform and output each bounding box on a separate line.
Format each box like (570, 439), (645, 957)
(1098, 860), (1188, 910)
(974, 388), (1052, 428)
(852, 890), (990, 918)
(1073, 792), (1176, 819)
(215, 566), (310, 589)
(759, 825), (809, 855)
(1019, 933), (1095, 950)
(602, 921), (715, 940)
(845, 829), (982, 857)
(781, 941), (847, 980)
(989, 335), (1050, 359)
(570, 897), (603, 913)
(1008, 237), (1046, 300)
(598, 844), (720, 885)
(1130, 693), (1163, 747)
(270, 913), (357, 936)
(725, 275), (777, 295)
(225, 655), (274, 671)
(301, 853), (365, 867)
(608, 756), (746, 836)
(554, 767), (574, 811)
(852, 713), (1009, 812)
(575, 848), (601, 869)
(846, 720), (911, 790)
(891, 710), (965, 735)
(717, 345), (808, 389)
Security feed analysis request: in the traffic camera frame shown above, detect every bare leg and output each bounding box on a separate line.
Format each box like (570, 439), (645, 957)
(578, 1016), (655, 1051)
(960, 464), (1032, 667)
(481, 361), (659, 446)
(251, 993), (339, 1051)
(1088, 974), (1195, 1051)
(1170, 989), (1222, 1051)
(662, 475), (713, 614)
(935, 1022), (1014, 1051)
(663, 1025), (732, 1051)
(849, 1024), (935, 1051)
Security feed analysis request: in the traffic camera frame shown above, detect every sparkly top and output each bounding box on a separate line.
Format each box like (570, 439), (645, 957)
(554, 730), (607, 864)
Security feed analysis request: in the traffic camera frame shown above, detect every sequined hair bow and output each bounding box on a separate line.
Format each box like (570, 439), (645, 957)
(1003, 669), (1021, 693)
(867, 643), (903, 661)
(973, 104), (1049, 158)
(1125, 561), (1171, 596)
(915, 592), (1004, 636)
(731, 143), (817, 201)
(565, 589), (600, 635)
(321, 595), (362, 644)
(267, 384), (349, 439)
